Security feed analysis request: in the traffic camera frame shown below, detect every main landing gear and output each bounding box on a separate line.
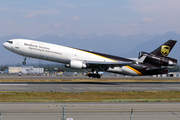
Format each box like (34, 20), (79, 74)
(87, 69), (102, 79)
(22, 58), (26, 65)
(88, 73), (101, 79)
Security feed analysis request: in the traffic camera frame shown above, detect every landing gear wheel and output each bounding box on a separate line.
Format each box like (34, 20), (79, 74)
(97, 74), (101, 79)
(22, 61), (26, 65)
(92, 74), (97, 78)
(88, 74), (92, 77)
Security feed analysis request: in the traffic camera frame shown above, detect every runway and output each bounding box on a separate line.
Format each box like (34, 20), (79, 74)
(0, 75), (179, 79)
(0, 76), (179, 120)
(1, 102), (180, 120)
(0, 82), (180, 92)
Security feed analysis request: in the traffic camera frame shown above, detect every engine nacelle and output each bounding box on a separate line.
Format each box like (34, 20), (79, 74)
(65, 60), (87, 69)
(138, 51), (177, 66)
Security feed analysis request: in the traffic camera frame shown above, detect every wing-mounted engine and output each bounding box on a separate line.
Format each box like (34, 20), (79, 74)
(138, 51), (177, 66)
(65, 60), (87, 69)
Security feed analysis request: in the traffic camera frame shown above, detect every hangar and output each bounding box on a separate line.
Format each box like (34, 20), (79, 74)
(9, 66), (44, 74)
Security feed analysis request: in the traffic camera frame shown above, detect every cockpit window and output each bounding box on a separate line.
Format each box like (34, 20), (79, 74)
(7, 41), (13, 44)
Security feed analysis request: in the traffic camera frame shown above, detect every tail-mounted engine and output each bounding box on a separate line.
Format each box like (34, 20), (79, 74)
(138, 51), (177, 66)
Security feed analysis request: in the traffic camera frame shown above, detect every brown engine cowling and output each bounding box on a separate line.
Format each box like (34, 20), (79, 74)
(138, 52), (177, 66)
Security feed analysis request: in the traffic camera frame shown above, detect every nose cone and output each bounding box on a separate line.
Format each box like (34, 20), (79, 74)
(3, 42), (7, 48)
(3, 42), (10, 50)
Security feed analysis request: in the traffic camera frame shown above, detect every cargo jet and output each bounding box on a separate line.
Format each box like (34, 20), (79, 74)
(3, 39), (177, 78)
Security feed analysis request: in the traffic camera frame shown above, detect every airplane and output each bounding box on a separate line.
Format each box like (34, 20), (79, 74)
(3, 39), (177, 78)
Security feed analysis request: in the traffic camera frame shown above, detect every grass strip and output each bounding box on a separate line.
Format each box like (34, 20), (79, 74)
(0, 91), (180, 102)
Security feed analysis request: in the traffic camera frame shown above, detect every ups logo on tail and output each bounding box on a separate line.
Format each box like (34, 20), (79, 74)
(161, 45), (170, 56)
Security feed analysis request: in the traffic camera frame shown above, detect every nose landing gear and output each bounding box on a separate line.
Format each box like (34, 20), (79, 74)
(22, 58), (26, 65)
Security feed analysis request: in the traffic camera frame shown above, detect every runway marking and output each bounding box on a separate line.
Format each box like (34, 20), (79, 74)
(0, 84), (27, 85)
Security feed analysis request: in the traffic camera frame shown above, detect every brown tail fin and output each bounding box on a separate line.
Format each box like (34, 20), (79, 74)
(150, 40), (177, 56)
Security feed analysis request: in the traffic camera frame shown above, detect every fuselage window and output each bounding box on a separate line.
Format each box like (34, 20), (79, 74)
(7, 41), (13, 44)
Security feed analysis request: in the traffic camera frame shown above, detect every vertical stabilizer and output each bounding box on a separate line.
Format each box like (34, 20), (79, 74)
(150, 40), (177, 56)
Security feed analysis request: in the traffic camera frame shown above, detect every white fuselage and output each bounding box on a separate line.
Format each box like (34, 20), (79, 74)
(3, 39), (141, 76)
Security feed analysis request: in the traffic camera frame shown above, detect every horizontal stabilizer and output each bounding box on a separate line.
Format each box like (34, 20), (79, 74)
(137, 56), (146, 63)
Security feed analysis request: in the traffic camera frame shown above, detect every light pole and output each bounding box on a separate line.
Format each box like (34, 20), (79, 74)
(130, 108), (133, 120)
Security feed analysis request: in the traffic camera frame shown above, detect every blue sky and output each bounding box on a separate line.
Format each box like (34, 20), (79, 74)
(0, 0), (180, 38)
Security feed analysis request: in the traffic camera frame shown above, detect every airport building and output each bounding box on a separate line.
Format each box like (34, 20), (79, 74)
(9, 66), (44, 74)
